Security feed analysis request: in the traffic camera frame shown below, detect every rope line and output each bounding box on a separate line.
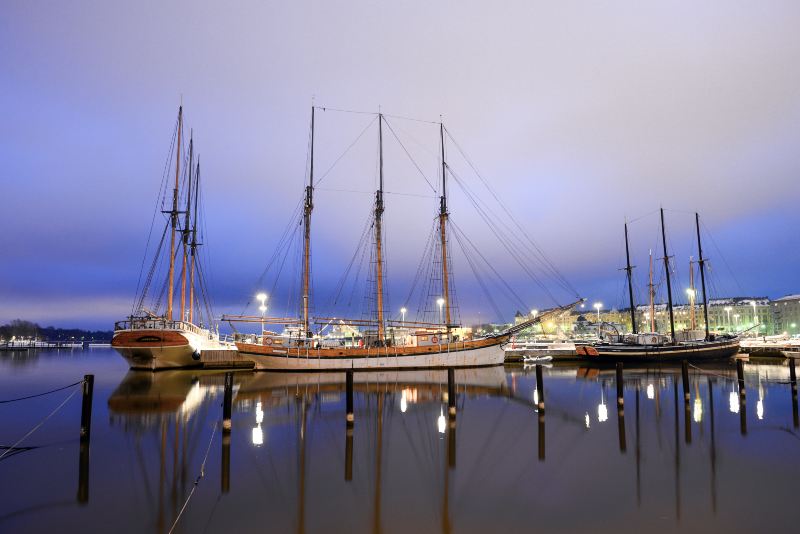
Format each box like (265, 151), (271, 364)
(0, 380), (83, 404)
(168, 422), (218, 534)
(0, 387), (81, 461)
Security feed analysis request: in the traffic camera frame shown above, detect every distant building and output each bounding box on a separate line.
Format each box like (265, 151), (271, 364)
(772, 295), (800, 335)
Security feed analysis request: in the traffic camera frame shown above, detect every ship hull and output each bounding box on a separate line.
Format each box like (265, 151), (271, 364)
(112, 325), (237, 370)
(112, 329), (201, 370)
(236, 336), (508, 371)
(585, 338), (740, 363)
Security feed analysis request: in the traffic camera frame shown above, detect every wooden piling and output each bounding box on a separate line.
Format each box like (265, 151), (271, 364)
(345, 425), (353, 481)
(77, 439), (89, 504)
(790, 358), (798, 428)
(538, 411), (545, 461)
(346, 370), (354, 425)
(77, 374), (93, 504)
(682, 361), (690, 401)
(616, 363), (624, 407)
(447, 368), (456, 418)
(617, 405), (627, 453)
(80, 374), (94, 441)
(736, 359), (745, 399)
(535, 364), (545, 413)
(221, 433), (230, 493)
(222, 372), (233, 434)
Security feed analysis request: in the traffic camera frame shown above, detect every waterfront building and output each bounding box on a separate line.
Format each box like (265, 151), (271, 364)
(772, 294), (800, 335)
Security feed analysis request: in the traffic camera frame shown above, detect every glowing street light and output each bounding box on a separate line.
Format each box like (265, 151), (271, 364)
(257, 292), (268, 335)
(751, 300), (759, 332)
(724, 306), (732, 329)
(530, 309), (538, 319)
(400, 307), (407, 324)
(437, 298), (445, 327)
(733, 314), (740, 330)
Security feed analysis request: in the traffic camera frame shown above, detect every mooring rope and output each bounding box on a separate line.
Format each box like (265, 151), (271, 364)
(0, 379), (84, 404)
(0, 387), (81, 461)
(168, 422), (218, 534)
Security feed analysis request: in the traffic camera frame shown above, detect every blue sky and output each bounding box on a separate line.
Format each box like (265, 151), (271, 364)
(1, 1), (798, 329)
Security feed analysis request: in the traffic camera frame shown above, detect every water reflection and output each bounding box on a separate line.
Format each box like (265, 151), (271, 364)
(4, 351), (800, 532)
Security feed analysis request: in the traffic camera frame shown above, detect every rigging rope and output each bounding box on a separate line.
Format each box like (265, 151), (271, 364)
(0, 387), (81, 461)
(0, 379), (83, 404)
(167, 422), (218, 534)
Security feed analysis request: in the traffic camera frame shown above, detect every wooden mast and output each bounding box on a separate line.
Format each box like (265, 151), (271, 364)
(695, 213), (710, 340)
(439, 123), (452, 330)
(660, 208), (676, 341)
(166, 106), (182, 322)
(302, 107), (315, 340)
(689, 257), (696, 330)
(624, 221), (637, 334)
(188, 159), (200, 324)
(179, 133), (193, 323)
(649, 250), (655, 332)
(374, 114), (386, 343)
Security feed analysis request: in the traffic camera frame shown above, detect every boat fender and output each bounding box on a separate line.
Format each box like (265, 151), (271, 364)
(191, 350), (201, 361)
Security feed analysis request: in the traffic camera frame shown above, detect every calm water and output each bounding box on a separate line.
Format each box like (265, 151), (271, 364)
(1, 349), (799, 533)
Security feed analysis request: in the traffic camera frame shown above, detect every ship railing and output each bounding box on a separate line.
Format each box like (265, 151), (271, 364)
(114, 318), (206, 336)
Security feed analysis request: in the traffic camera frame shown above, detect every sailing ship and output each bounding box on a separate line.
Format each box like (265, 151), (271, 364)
(583, 209), (740, 362)
(112, 106), (236, 370)
(232, 108), (578, 370)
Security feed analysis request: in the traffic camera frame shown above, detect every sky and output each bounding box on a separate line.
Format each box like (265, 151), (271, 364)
(1, 1), (799, 329)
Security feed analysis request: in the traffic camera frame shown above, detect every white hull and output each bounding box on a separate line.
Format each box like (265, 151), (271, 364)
(113, 322), (236, 371)
(241, 343), (506, 371)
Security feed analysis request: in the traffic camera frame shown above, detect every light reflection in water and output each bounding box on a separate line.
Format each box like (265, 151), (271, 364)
(252, 401), (264, 446)
(693, 397), (703, 423)
(437, 407), (446, 433)
(729, 390), (739, 413)
(646, 383), (655, 400)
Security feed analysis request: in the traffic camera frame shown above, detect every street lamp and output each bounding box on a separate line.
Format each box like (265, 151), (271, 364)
(530, 309), (538, 319)
(733, 314), (740, 330)
(751, 300), (758, 333)
(724, 306), (732, 330)
(437, 298), (445, 327)
(400, 307), (407, 324)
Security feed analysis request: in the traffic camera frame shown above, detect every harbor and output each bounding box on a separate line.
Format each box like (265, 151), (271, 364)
(3, 1), (799, 532)
(2, 348), (799, 531)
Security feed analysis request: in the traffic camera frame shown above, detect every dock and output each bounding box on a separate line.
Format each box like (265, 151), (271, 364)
(200, 349), (254, 370)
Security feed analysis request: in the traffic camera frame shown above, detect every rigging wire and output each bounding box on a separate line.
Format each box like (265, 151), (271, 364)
(313, 115), (379, 188)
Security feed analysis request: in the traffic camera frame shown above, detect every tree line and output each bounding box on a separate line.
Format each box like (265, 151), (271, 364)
(0, 319), (113, 342)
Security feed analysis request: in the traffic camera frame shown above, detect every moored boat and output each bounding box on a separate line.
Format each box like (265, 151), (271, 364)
(112, 106), (235, 370)
(581, 210), (739, 363)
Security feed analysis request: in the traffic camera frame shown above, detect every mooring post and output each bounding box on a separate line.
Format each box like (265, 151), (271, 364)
(221, 433), (230, 493)
(76, 374), (93, 503)
(682, 360), (690, 401)
(80, 374), (94, 441)
(538, 408), (545, 461)
(789, 358), (798, 428)
(222, 372), (233, 434)
(447, 368), (456, 418)
(345, 424), (353, 481)
(616, 363), (624, 407)
(346, 370), (354, 425)
(737, 360), (747, 435)
(736, 359), (745, 400)
(535, 364), (545, 413)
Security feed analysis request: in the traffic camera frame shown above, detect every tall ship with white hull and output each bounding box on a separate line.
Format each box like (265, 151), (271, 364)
(230, 108), (579, 371)
(586, 209), (739, 363)
(113, 106), (235, 370)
